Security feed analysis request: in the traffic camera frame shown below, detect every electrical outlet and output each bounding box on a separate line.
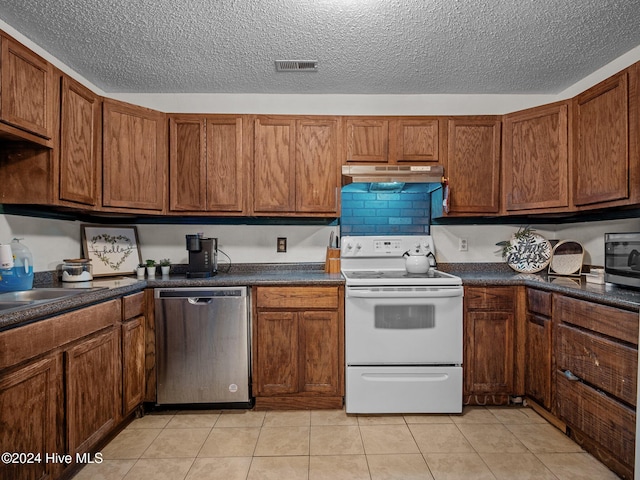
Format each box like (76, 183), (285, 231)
(458, 238), (468, 251)
(277, 237), (287, 252)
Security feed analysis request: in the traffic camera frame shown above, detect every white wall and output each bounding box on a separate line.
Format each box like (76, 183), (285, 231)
(3, 213), (639, 272)
(0, 214), (340, 271)
(431, 218), (640, 267)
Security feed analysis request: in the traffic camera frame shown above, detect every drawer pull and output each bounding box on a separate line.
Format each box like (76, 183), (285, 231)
(563, 370), (580, 381)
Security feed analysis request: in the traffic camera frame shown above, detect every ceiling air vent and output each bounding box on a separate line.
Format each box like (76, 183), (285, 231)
(275, 60), (318, 72)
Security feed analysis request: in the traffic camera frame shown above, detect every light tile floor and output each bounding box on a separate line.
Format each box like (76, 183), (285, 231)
(72, 406), (621, 480)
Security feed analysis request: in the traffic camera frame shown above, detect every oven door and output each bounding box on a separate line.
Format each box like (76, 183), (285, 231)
(345, 285), (463, 365)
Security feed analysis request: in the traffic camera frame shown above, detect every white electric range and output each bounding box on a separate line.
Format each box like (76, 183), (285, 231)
(341, 235), (463, 414)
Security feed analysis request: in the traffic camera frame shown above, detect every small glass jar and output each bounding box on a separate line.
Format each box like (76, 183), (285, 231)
(61, 259), (93, 282)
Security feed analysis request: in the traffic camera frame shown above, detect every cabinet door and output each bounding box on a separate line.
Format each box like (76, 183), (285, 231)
(59, 75), (101, 206)
(253, 117), (296, 212)
(255, 311), (298, 395)
(103, 99), (166, 211)
(169, 116), (206, 211)
(66, 328), (120, 456)
(395, 118), (439, 163)
(299, 310), (339, 394)
(464, 311), (514, 394)
(0, 355), (60, 480)
(295, 117), (340, 214)
(525, 314), (552, 409)
(206, 116), (245, 212)
(0, 35), (53, 139)
(345, 118), (388, 162)
(573, 71), (629, 206)
(122, 316), (145, 415)
(503, 103), (569, 212)
(447, 117), (501, 213)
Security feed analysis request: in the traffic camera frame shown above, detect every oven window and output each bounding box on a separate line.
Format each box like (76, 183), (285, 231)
(374, 305), (435, 329)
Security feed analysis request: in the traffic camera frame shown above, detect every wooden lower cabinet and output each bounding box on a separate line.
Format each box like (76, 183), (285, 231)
(0, 354), (61, 480)
(252, 286), (344, 409)
(0, 294), (147, 480)
(121, 292), (146, 416)
(463, 286), (516, 405)
(122, 316), (145, 415)
(66, 327), (120, 457)
(524, 289), (553, 411)
(554, 294), (638, 479)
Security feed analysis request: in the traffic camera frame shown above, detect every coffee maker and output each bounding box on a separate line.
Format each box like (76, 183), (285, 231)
(185, 234), (218, 278)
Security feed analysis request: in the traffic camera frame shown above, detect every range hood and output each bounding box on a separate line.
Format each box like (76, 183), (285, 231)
(342, 165), (444, 184)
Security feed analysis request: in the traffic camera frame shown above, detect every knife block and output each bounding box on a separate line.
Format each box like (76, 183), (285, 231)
(324, 248), (341, 273)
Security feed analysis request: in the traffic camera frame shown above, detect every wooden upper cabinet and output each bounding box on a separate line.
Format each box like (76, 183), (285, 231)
(59, 75), (101, 207)
(445, 117), (501, 214)
(102, 98), (167, 212)
(344, 116), (440, 164)
(503, 102), (569, 212)
(394, 118), (439, 163)
(345, 117), (388, 162)
(253, 116), (296, 212)
(206, 116), (245, 212)
(573, 71), (629, 207)
(295, 117), (340, 213)
(253, 115), (340, 216)
(169, 115), (245, 213)
(0, 34), (54, 141)
(169, 116), (205, 211)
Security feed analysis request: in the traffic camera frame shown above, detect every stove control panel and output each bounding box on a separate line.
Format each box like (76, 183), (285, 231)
(341, 235), (435, 258)
(373, 239), (404, 254)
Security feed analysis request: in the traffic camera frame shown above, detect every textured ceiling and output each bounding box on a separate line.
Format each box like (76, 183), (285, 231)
(1, 0), (639, 95)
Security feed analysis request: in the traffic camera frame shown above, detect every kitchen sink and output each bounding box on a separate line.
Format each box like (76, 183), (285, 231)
(0, 287), (108, 314)
(0, 287), (92, 302)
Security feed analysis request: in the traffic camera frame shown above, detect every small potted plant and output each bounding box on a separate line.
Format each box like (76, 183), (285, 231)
(145, 259), (157, 277)
(159, 258), (171, 276)
(136, 263), (146, 279)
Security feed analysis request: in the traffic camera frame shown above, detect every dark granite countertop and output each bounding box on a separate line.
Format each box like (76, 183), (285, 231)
(2, 262), (639, 332)
(0, 263), (341, 331)
(441, 263), (640, 311)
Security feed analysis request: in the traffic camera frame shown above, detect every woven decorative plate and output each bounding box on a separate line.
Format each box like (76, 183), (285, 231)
(504, 232), (552, 273)
(548, 240), (584, 276)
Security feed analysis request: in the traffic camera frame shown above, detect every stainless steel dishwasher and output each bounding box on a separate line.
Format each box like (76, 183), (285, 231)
(154, 286), (251, 407)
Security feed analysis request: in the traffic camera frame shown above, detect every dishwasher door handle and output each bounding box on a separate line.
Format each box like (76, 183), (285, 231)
(188, 297), (213, 305)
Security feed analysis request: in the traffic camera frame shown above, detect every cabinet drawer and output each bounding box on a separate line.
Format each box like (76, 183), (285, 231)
(554, 295), (638, 345)
(465, 287), (514, 311)
(256, 287), (339, 309)
(0, 299), (121, 370)
(123, 291), (145, 320)
(558, 324), (637, 405)
(557, 373), (635, 468)
(527, 289), (551, 317)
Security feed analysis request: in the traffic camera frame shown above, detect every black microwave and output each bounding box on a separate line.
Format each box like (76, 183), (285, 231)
(605, 232), (640, 288)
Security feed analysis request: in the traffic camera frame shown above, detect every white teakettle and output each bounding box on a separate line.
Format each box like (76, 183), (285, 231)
(403, 246), (434, 274)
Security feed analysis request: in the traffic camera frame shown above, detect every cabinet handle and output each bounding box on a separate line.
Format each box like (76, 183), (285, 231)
(563, 370), (580, 381)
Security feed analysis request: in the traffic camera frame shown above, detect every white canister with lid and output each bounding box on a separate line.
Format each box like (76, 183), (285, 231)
(61, 259), (93, 282)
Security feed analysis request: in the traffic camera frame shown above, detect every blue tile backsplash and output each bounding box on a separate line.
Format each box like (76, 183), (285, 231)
(340, 183), (441, 235)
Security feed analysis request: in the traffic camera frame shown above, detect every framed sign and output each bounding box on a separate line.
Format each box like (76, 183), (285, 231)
(81, 225), (142, 277)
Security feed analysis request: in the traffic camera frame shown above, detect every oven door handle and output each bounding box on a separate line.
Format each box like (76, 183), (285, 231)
(346, 287), (463, 298)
